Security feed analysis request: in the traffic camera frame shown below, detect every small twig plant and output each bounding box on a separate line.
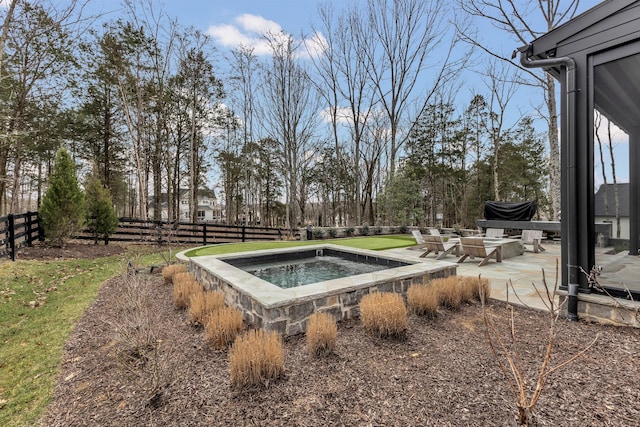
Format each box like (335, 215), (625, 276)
(112, 272), (176, 407)
(306, 312), (338, 356)
(481, 260), (598, 426)
(360, 292), (408, 338)
(229, 329), (284, 389)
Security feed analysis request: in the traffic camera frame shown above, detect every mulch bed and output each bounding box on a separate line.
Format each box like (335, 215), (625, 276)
(41, 272), (640, 426)
(14, 242), (128, 261)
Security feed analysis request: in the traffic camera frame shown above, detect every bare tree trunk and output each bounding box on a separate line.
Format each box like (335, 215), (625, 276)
(594, 112), (608, 216)
(606, 120), (620, 238)
(546, 76), (561, 219)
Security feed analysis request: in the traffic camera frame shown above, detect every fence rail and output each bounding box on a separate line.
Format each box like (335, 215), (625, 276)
(75, 218), (286, 245)
(0, 212), (43, 261)
(2, 212), (288, 260)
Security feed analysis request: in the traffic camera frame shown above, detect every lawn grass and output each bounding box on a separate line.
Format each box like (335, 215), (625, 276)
(0, 248), (169, 427)
(182, 235), (417, 258)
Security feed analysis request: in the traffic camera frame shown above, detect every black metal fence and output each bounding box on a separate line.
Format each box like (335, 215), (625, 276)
(0, 212), (43, 261)
(2, 212), (288, 260)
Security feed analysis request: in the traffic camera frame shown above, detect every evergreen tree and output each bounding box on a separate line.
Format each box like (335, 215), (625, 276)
(40, 147), (85, 247)
(85, 167), (119, 244)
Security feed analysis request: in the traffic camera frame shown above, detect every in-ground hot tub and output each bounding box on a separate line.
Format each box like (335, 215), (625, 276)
(188, 244), (456, 336)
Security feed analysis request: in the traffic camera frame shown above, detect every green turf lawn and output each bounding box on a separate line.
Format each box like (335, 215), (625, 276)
(0, 249), (168, 427)
(182, 235), (417, 257)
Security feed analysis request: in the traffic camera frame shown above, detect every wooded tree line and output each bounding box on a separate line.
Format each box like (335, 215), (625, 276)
(0, 0), (612, 230)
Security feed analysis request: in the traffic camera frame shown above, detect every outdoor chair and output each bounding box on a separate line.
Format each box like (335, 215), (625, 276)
(419, 235), (460, 260)
(517, 229), (546, 253)
(457, 237), (502, 266)
(411, 229), (427, 247)
(481, 228), (506, 239)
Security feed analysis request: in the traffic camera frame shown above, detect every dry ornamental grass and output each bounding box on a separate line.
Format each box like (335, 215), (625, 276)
(359, 292), (408, 338)
(305, 312), (338, 356)
(204, 306), (244, 348)
(188, 290), (225, 325)
(162, 264), (186, 284)
(407, 283), (439, 317)
(173, 273), (200, 309)
(229, 329), (284, 389)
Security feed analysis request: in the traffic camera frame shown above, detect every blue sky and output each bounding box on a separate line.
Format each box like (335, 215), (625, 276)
(90, 0), (627, 187)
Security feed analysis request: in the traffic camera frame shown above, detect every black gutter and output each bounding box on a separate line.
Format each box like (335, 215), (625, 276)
(515, 45), (579, 321)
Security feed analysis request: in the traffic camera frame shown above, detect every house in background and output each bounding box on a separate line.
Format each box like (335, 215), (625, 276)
(594, 183), (629, 239)
(149, 188), (222, 223)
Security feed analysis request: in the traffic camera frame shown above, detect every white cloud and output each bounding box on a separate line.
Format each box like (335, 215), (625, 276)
(235, 13), (281, 34)
(301, 31), (327, 59)
(320, 106), (357, 125)
(206, 14), (281, 55)
(206, 14), (326, 58)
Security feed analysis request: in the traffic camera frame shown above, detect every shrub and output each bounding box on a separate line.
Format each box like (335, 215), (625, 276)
(229, 329), (284, 388)
(306, 312), (338, 356)
(431, 276), (464, 310)
(359, 225), (370, 236)
(205, 306), (244, 348)
(345, 227), (355, 237)
(162, 264), (187, 284)
(188, 290), (225, 325)
(327, 228), (338, 238)
(39, 147), (86, 247)
(84, 170), (118, 244)
(173, 273), (200, 309)
(374, 226), (383, 235)
(360, 292), (407, 338)
(399, 225), (408, 234)
(407, 284), (439, 317)
(312, 228), (325, 239)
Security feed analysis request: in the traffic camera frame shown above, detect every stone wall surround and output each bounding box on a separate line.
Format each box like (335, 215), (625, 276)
(188, 244), (456, 336)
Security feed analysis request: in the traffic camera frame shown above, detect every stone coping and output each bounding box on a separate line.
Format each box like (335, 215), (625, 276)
(187, 244), (455, 309)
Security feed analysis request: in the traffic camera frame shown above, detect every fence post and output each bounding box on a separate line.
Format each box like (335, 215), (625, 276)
(202, 223), (207, 246)
(37, 212), (45, 241)
(26, 211), (33, 247)
(8, 214), (15, 261)
(242, 225), (246, 242)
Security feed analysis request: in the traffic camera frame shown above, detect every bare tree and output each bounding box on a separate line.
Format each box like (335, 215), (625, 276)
(260, 32), (320, 229)
(459, 0), (582, 220)
(606, 118), (620, 238)
(482, 60), (520, 201)
(359, 0), (465, 176)
(594, 111), (621, 238)
(228, 46), (260, 224)
(594, 111), (609, 215)
(309, 3), (376, 225)
(0, 0), (91, 213)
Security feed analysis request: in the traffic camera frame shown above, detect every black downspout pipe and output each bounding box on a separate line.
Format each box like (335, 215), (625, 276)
(515, 45), (579, 321)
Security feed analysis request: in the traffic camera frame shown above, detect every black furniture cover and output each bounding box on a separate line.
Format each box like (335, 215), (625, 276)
(483, 200), (537, 221)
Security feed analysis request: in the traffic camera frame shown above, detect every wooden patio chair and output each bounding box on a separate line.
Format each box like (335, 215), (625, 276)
(483, 228), (505, 239)
(419, 235), (461, 260)
(518, 229), (546, 253)
(457, 237), (502, 266)
(411, 229), (426, 247)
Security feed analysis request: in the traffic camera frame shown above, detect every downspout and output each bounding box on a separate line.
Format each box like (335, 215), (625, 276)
(515, 45), (579, 321)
